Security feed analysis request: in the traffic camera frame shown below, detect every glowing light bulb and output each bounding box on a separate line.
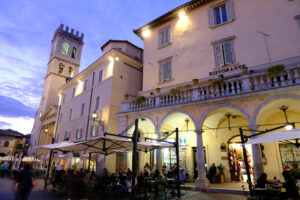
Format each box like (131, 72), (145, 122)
(285, 124), (293, 130)
(179, 11), (186, 18)
(109, 57), (114, 62)
(115, 57), (119, 61)
(142, 29), (151, 38)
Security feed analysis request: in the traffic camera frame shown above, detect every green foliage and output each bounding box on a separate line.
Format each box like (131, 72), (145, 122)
(135, 95), (146, 105)
(217, 164), (225, 175)
(291, 168), (300, 179)
(169, 87), (180, 96)
(210, 78), (224, 86)
(71, 164), (77, 171)
(267, 64), (285, 76)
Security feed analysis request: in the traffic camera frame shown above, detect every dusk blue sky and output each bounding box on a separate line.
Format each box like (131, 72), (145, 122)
(0, 0), (189, 134)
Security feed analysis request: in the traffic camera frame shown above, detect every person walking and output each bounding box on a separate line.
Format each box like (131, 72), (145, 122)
(206, 163), (216, 184)
(14, 163), (36, 200)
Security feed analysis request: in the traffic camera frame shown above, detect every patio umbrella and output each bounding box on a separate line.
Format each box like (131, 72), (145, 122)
(245, 129), (300, 145)
(34, 141), (81, 152)
(22, 156), (40, 162)
(0, 155), (15, 161)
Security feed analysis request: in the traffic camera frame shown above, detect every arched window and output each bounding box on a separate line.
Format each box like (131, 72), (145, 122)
(62, 42), (69, 55)
(4, 141), (9, 147)
(58, 63), (65, 74)
(72, 47), (77, 58)
(69, 67), (73, 77)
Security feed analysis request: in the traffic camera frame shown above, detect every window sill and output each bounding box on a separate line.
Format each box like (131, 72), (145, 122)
(158, 42), (172, 50)
(210, 20), (234, 29)
(157, 78), (174, 85)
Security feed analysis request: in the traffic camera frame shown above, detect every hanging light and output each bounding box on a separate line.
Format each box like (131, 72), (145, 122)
(285, 124), (293, 131)
(280, 105), (294, 130)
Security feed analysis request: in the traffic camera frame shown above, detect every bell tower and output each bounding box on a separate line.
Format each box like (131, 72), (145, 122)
(29, 24), (84, 154)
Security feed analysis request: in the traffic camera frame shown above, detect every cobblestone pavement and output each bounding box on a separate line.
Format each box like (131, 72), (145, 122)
(0, 178), (244, 200)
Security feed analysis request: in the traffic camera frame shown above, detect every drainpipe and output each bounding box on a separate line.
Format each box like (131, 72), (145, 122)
(85, 72), (95, 141)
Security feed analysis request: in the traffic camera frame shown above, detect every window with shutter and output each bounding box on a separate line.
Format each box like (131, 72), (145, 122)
(80, 103), (85, 116)
(96, 96), (100, 110)
(213, 39), (235, 68)
(209, 1), (234, 28)
(159, 59), (172, 82)
(69, 109), (72, 120)
(158, 25), (171, 47)
(84, 79), (88, 91)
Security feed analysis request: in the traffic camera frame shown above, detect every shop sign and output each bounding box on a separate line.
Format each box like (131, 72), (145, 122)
(209, 64), (246, 76)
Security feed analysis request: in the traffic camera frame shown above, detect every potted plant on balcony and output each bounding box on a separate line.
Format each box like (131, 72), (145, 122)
(124, 94), (129, 100)
(267, 64), (285, 76)
(169, 87), (180, 96)
(155, 88), (161, 94)
(192, 78), (198, 85)
(150, 91), (154, 96)
(210, 77), (224, 87)
(241, 66), (248, 74)
(135, 95), (146, 105)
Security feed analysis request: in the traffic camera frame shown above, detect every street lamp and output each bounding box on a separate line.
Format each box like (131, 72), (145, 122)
(91, 112), (98, 120)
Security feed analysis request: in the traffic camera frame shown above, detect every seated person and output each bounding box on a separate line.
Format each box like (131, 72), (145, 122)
(151, 169), (160, 181)
(179, 169), (186, 183)
(143, 168), (149, 178)
(119, 170), (129, 192)
(255, 173), (271, 188)
(272, 176), (281, 186)
(280, 171), (299, 199)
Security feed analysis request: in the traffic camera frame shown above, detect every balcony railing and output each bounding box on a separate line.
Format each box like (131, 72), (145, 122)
(121, 64), (300, 113)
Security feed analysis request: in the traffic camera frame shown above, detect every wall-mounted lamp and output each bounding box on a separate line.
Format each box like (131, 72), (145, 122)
(142, 28), (151, 38)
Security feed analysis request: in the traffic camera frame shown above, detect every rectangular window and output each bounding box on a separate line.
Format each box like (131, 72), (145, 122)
(80, 103), (85, 116)
(64, 131), (70, 141)
(69, 109), (72, 120)
(98, 70), (103, 82)
(208, 1), (234, 28)
(72, 87), (76, 97)
(159, 59), (172, 82)
(84, 79), (88, 91)
(96, 96), (100, 110)
(158, 25), (171, 47)
(76, 128), (82, 139)
(213, 40), (235, 67)
(62, 93), (66, 103)
(91, 125), (98, 137)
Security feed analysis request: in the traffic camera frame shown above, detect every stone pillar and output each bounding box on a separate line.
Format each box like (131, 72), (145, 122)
(155, 132), (162, 171)
(249, 127), (264, 179)
(195, 130), (207, 191)
(66, 152), (73, 169)
(96, 154), (105, 176)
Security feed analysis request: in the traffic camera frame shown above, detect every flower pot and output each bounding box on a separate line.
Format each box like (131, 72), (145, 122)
(220, 175), (225, 183)
(192, 79), (198, 85)
(242, 67), (248, 73)
(155, 88), (161, 93)
(124, 94), (129, 100)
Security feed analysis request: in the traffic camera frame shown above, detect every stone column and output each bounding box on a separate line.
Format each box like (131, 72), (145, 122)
(195, 130), (207, 191)
(96, 153), (105, 176)
(155, 131), (162, 171)
(66, 152), (73, 169)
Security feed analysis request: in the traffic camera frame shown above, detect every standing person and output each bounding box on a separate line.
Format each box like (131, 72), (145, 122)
(14, 163), (36, 200)
(206, 163), (216, 184)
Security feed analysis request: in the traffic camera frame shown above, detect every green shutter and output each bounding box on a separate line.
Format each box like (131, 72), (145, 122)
(226, 1), (234, 22)
(223, 42), (233, 65)
(208, 7), (215, 28)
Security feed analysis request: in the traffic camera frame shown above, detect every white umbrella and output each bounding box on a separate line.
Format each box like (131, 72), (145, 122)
(245, 129), (300, 145)
(0, 156), (15, 161)
(22, 156), (40, 162)
(34, 141), (81, 151)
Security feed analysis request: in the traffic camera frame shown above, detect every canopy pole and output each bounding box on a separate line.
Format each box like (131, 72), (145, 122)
(88, 152), (92, 171)
(239, 128), (253, 193)
(175, 128), (181, 197)
(131, 119), (139, 199)
(44, 150), (53, 190)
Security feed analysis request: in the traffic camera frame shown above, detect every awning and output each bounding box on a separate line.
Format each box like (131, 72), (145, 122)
(245, 129), (300, 145)
(34, 141), (82, 151)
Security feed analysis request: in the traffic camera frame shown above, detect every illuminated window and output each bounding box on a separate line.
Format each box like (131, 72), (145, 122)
(158, 25), (171, 47)
(62, 42), (69, 55)
(91, 125), (98, 137)
(4, 141), (9, 147)
(72, 47), (77, 58)
(58, 63), (65, 74)
(208, 1), (234, 28)
(69, 67), (73, 77)
(159, 59), (172, 82)
(95, 96), (100, 110)
(76, 128), (82, 139)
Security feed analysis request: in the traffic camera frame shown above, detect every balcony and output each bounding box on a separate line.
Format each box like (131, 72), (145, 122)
(121, 63), (300, 113)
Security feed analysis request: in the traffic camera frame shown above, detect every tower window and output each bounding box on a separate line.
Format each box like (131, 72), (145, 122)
(72, 48), (77, 58)
(69, 67), (73, 77)
(58, 63), (65, 74)
(62, 42), (69, 55)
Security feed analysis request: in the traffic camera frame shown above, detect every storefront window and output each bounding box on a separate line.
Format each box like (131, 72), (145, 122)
(279, 144), (300, 169)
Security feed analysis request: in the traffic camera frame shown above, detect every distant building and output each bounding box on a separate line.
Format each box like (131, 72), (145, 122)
(0, 129), (30, 157)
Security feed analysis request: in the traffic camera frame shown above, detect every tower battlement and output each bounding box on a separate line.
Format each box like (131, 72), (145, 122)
(55, 24), (84, 43)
